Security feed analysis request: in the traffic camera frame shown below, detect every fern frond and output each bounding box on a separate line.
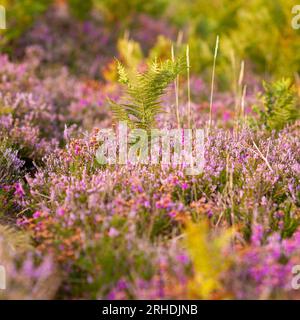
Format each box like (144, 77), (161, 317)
(252, 78), (300, 131)
(110, 57), (185, 131)
(116, 60), (130, 85)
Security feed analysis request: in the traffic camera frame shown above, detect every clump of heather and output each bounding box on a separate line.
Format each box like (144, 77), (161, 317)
(227, 226), (300, 299)
(0, 138), (25, 216)
(13, 6), (114, 79)
(0, 52), (120, 162)
(13, 7), (176, 79)
(107, 252), (191, 300)
(0, 91), (59, 161)
(0, 54), (59, 161)
(14, 116), (299, 298)
(1, 3), (300, 300)
(130, 14), (176, 53)
(0, 139), (24, 186)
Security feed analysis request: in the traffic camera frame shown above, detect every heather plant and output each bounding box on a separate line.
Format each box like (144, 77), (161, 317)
(12, 5), (174, 79)
(0, 138), (24, 186)
(0, 90), (59, 161)
(0, 138), (24, 216)
(1, 0), (300, 301)
(227, 226), (300, 299)
(13, 6), (114, 78)
(15, 116), (299, 298)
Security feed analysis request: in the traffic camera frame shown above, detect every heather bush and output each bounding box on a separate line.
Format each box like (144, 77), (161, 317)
(13, 115), (299, 298)
(0, 0), (300, 301)
(0, 137), (24, 216)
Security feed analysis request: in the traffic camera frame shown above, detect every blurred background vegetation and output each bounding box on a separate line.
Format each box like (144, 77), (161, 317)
(0, 0), (299, 88)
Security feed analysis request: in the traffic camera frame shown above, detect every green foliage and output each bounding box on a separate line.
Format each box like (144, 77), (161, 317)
(73, 233), (155, 298)
(68, 0), (93, 20)
(117, 37), (144, 71)
(170, 0), (300, 86)
(110, 57), (184, 131)
(117, 35), (174, 71)
(252, 78), (300, 131)
(94, 0), (168, 24)
(0, 0), (53, 46)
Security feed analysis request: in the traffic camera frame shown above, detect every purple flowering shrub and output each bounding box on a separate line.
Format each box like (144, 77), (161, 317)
(0, 138), (25, 216)
(0, 53), (59, 161)
(1, 2), (300, 300)
(11, 117), (299, 299)
(13, 6), (175, 79)
(0, 51), (119, 163)
(227, 225), (300, 299)
(1, 55), (299, 299)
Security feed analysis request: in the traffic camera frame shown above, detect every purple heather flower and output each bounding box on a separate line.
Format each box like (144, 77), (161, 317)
(108, 227), (119, 238)
(181, 182), (189, 190)
(33, 211), (43, 219)
(14, 182), (25, 198)
(251, 224), (264, 246)
(56, 208), (65, 217)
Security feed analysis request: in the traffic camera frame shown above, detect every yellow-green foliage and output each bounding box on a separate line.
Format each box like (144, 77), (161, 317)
(0, 224), (32, 253)
(171, 0), (300, 84)
(110, 57), (184, 131)
(94, 0), (168, 25)
(117, 36), (173, 72)
(117, 36), (144, 72)
(68, 0), (93, 20)
(252, 78), (300, 131)
(185, 221), (233, 299)
(0, 0), (52, 45)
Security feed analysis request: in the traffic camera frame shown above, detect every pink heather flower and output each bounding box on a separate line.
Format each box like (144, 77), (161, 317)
(74, 145), (80, 155)
(181, 182), (189, 190)
(155, 195), (172, 209)
(108, 227), (119, 238)
(56, 208), (65, 217)
(170, 176), (179, 185)
(223, 111), (232, 122)
(2, 185), (11, 192)
(251, 224), (264, 246)
(176, 254), (189, 265)
(116, 279), (128, 290)
(207, 209), (213, 218)
(33, 211), (43, 219)
(168, 210), (177, 218)
(14, 182), (25, 197)
(16, 217), (29, 226)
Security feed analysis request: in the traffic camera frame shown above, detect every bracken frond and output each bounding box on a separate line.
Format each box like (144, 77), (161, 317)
(110, 57), (185, 131)
(252, 78), (300, 131)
